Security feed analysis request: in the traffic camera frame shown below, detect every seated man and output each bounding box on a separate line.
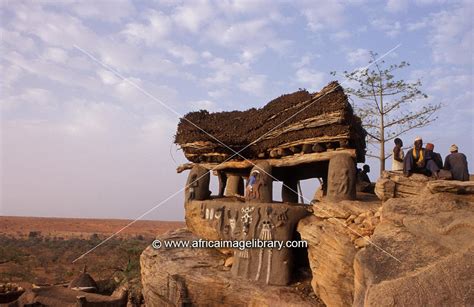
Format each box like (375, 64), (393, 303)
(444, 144), (470, 181)
(356, 165), (372, 192)
(425, 143), (443, 179)
(357, 165), (371, 183)
(404, 137), (430, 177)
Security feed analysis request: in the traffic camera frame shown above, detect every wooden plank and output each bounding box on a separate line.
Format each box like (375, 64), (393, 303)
(261, 111), (345, 140)
(176, 149), (356, 173)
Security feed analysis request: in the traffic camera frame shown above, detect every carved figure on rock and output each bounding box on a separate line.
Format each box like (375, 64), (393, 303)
(245, 170), (262, 200)
(245, 162), (273, 203)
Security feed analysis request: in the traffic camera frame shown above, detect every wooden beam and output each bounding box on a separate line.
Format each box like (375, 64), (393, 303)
(261, 111), (344, 140)
(176, 149), (356, 173)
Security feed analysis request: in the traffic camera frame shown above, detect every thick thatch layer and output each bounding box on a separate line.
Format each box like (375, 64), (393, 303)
(175, 81), (366, 163)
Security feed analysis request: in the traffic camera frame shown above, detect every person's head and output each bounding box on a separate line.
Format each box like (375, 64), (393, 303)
(449, 144), (459, 153)
(394, 138), (403, 147)
(414, 136), (423, 149)
(363, 164), (370, 173)
(426, 143), (434, 151)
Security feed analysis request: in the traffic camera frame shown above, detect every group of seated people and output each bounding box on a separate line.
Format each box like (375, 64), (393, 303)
(392, 137), (470, 181)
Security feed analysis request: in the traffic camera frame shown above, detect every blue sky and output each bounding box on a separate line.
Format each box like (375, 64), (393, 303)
(1, 0), (473, 220)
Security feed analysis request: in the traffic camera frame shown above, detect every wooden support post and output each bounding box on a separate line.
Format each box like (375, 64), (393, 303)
(185, 165), (211, 201)
(224, 175), (244, 196)
(326, 153), (356, 201)
(245, 161), (273, 203)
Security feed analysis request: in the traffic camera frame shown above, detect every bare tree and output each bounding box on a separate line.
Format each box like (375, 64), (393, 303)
(332, 52), (442, 174)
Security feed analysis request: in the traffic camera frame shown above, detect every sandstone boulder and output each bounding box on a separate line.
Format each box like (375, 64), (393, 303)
(375, 171), (474, 201)
(299, 191), (474, 307)
(141, 228), (323, 307)
(297, 196), (381, 307)
(185, 199), (311, 285)
(354, 193), (474, 306)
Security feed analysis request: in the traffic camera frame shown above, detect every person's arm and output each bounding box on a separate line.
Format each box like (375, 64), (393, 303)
(393, 147), (403, 162)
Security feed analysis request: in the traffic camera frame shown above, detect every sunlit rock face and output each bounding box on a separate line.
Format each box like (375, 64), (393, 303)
(298, 192), (474, 307)
(185, 199), (311, 286)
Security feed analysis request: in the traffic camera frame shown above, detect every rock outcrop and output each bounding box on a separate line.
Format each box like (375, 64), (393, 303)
(353, 193), (474, 306)
(184, 199), (311, 286)
(140, 228), (322, 307)
(298, 191), (474, 307)
(297, 195), (381, 307)
(11, 285), (128, 307)
(375, 171), (474, 200)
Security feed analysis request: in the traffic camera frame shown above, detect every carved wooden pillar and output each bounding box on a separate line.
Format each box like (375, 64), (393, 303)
(185, 165), (210, 201)
(245, 162), (273, 203)
(326, 153), (356, 201)
(224, 175), (244, 196)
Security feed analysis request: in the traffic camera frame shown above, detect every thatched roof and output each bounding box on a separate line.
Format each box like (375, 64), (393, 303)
(175, 81), (366, 164)
(68, 266), (97, 290)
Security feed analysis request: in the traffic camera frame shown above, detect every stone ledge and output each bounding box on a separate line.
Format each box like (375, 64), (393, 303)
(375, 171), (474, 201)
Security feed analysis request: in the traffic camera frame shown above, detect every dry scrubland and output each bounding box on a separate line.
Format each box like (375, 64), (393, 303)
(0, 216), (183, 302)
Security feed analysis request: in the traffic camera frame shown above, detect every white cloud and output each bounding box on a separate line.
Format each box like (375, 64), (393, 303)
(43, 47), (69, 64)
(214, 19), (270, 46)
(189, 100), (219, 111)
(1, 88), (57, 112)
(386, 0), (408, 12)
(139, 115), (178, 143)
(69, 0), (135, 22)
(0, 63), (25, 89)
(407, 19), (428, 31)
(371, 18), (401, 37)
(201, 51), (213, 59)
(297, 1), (345, 31)
(97, 69), (120, 85)
(428, 3), (473, 65)
(9, 2), (99, 50)
(168, 44), (199, 65)
(203, 15), (289, 62)
(295, 68), (325, 90)
(1, 29), (36, 52)
(239, 48), (265, 63)
(172, 0), (214, 33)
(204, 57), (249, 84)
(332, 30), (351, 41)
(216, 0), (272, 14)
(122, 10), (172, 46)
(208, 89), (229, 99)
(293, 53), (320, 69)
(347, 48), (371, 65)
(3, 50), (102, 92)
(238, 74), (267, 96)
